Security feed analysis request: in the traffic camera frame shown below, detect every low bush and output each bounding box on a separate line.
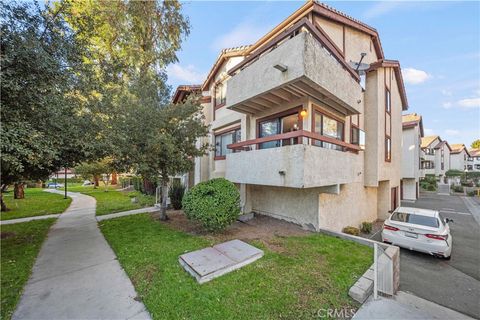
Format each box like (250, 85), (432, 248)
(361, 222), (373, 234)
(168, 180), (185, 210)
(453, 186), (464, 193)
(342, 226), (360, 236)
(427, 184), (436, 191)
(182, 178), (240, 232)
(467, 190), (477, 197)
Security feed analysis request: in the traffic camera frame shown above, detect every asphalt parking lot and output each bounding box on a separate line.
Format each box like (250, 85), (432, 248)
(371, 193), (480, 318)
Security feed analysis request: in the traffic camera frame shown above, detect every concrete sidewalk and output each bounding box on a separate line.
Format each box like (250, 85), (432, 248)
(96, 206), (159, 221)
(353, 291), (474, 320)
(13, 190), (150, 320)
(0, 213), (61, 225)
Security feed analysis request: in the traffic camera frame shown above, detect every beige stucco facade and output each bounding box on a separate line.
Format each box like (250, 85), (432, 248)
(401, 114), (423, 200)
(185, 2), (406, 232)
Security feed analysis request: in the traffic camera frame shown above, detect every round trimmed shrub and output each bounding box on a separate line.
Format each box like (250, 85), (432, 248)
(182, 178), (240, 232)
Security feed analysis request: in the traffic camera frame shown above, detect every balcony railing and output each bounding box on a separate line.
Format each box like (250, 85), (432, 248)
(227, 130), (361, 153)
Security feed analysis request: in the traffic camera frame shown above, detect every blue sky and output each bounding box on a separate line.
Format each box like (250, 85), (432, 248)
(167, 1), (480, 147)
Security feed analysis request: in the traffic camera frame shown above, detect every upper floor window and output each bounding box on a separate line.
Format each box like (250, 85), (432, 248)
(424, 148), (435, 155)
(314, 111), (344, 151)
(385, 87), (392, 162)
(215, 81), (226, 107)
(215, 127), (241, 159)
(385, 88), (391, 114)
(385, 136), (391, 162)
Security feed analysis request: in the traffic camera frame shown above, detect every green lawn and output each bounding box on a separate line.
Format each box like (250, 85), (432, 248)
(1, 188), (71, 221)
(100, 214), (373, 320)
(63, 185), (155, 216)
(1, 219), (56, 320)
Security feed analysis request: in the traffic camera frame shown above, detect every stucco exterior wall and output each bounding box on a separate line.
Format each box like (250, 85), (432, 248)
(402, 178), (417, 201)
(450, 151), (467, 171)
(318, 182), (378, 232)
(402, 126), (421, 179)
(250, 185), (320, 230)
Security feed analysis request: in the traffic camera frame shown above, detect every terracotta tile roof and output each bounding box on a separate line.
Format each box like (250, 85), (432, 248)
(201, 45), (252, 90)
(450, 144), (467, 154)
(172, 84), (202, 104)
(421, 135), (439, 149)
(469, 148), (480, 157)
(402, 113), (421, 124)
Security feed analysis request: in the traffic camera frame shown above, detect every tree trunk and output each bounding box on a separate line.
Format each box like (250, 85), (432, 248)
(111, 172), (118, 185)
(0, 193), (8, 212)
(14, 183), (25, 199)
(94, 175), (99, 188)
(159, 180), (169, 221)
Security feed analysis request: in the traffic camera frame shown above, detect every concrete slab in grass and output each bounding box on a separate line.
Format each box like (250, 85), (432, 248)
(179, 239), (263, 284)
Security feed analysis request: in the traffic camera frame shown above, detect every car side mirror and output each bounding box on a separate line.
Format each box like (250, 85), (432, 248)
(445, 218), (454, 224)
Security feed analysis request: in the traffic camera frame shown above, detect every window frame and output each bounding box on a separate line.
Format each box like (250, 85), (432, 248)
(312, 107), (346, 151)
(214, 125), (241, 160)
(384, 70), (392, 162)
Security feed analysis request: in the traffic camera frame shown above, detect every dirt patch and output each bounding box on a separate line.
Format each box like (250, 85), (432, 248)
(1, 231), (16, 239)
(359, 220), (384, 239)
(150, 210), (311, 246)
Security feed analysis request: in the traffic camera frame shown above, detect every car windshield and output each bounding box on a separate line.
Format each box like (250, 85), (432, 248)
(391, 212), (439, 228)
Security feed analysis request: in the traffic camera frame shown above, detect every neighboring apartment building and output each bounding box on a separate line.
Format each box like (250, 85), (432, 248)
(467, 148), (480, 172)
(401, 113), (424, 200)
(180, 1), (408, 232)
(450, 144), (471, 171)
(420, 136), (451, 179)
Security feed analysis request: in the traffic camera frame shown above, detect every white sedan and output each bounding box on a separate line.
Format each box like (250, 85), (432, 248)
(381, 207), (453, 259)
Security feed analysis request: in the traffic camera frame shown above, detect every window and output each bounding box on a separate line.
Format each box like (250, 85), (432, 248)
(385, 87), (392, 162)
(391, 212), (439, 228)
(215, 82), (226, 107)
(385, 88), (391, 113)
(314, 111), (344, 151)
(385, 136), (391, 161)
(215, 128), (241, 159)
(424, 148), (435, 155)
(422, 161), (434, 169)
(258, 112), (301, 149)
(467, 165), (473, 170)
(475, 164), (480, 170)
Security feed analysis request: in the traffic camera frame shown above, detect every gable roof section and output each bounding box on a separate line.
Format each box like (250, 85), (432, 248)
(245, 1), (384, 60)
(172, 85), (201, 104)
(434, 140), (452, 151)
(201, 46), (251, 91)
(402, 113), (423, 136)
(469, 148), (480, 157)
(421, 135), (440, 149)
(450, 143), (470, 155)
(368, 60), (408, 110)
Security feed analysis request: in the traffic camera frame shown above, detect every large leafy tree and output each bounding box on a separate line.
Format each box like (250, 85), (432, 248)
(471, 139), (480, 149)
(0, 2), (98, 209)
(61, 0), (208, 220)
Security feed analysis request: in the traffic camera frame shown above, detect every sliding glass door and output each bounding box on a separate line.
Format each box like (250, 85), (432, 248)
(258, 113), (300, 149)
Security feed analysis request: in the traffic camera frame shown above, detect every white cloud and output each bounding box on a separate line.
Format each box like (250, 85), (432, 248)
(402, 68), (431, 85)
(211, 21), (274, 52)
(442, 102), (452, 109)
(445, 129), (460, 136)
(441, 89), (452, 96)
(424, 128), (435, 136)
(166, 64), (206, 84)
(457, 97), (480, 108)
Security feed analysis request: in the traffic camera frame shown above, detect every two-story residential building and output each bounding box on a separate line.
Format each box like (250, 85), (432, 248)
(184, 1), (408, 232)
(467, 148), (480, 171)
(450, 144), (471, 171)
(420, 136), (451, 179)
(401, 113), (424, 200)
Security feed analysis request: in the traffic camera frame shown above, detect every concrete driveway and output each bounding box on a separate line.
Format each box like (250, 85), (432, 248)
(371, 193), (480, 318)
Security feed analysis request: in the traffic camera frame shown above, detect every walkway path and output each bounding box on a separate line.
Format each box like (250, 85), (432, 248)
(13, 190), (151, 320)
(0, 213), (61, 225)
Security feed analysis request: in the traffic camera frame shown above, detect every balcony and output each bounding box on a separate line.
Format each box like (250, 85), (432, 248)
(225, 130), (363, 189)
(226, 18), (362, 116)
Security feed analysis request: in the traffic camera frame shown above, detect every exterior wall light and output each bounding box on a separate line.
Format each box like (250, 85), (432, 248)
(300, 109), (308, 118)
(273, 63), (288, 72)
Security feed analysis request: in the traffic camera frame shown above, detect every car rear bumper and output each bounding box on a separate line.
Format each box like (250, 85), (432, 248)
(382, 230), (452, 257)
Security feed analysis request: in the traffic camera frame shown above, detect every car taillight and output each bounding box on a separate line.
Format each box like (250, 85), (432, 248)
(425, 234), (448, 240)
(383, 224), (399, 231)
